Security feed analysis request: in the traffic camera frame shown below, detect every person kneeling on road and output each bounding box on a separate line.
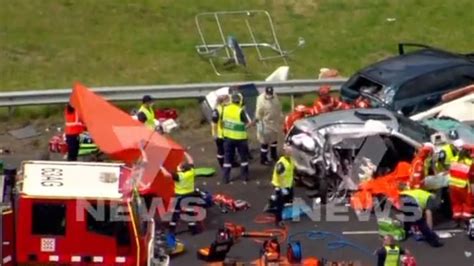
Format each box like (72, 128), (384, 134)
(269, 144), (295, 227)
(165, 153), (202, 235)
(395, 188), (443, 247)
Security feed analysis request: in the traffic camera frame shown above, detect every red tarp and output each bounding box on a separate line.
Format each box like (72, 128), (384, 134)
(70, 82), (184, 200)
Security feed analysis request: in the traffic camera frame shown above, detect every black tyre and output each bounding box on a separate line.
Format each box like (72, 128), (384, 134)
(319, 176), (328, 205)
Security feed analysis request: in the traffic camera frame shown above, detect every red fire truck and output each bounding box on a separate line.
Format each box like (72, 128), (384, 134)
(1, 160), (166, 266)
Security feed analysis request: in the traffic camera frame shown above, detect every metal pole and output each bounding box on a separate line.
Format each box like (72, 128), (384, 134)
(263, 11), (288, 65)
(244, 15), (265, 65)
(214, 13), (230, 59)
(291, 94), (295, 110)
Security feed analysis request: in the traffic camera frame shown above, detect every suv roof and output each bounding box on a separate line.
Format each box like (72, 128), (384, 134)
(295, 108), (399, 130)
(359, 47), (474, 86)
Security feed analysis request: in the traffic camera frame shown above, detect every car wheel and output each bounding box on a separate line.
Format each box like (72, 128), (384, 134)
(326, 174), (348, 204)
(319, 176), (328, 205)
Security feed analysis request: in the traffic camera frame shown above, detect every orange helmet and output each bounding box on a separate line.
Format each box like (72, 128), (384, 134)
(318, 85), (331, 96)
(295, 104), (307, 113)
(418, 143), (434, 157)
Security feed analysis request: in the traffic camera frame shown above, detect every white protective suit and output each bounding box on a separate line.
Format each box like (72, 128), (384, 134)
(255, 93), (283, 144)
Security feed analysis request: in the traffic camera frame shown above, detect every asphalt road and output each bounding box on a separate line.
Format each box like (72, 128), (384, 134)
(2, 127), (473, 266)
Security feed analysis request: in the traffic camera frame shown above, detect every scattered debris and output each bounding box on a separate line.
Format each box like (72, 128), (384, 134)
(0, 148), (12, 155)
(8, 125), (41, 139)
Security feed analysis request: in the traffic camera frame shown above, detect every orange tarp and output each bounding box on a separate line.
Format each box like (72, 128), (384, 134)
(70, 82), (184, 200)
(351, 161), (411, 211)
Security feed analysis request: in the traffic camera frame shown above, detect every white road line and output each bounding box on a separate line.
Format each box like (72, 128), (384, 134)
(342, 229), (464, 235)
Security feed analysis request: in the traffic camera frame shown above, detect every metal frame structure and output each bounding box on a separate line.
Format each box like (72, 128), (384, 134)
(195, 10), (304, 75)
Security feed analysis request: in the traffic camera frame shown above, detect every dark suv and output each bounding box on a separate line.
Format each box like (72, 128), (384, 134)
(341, 43), (474, 116)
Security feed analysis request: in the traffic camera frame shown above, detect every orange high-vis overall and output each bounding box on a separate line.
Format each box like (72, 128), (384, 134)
(449, 161), (473, 219)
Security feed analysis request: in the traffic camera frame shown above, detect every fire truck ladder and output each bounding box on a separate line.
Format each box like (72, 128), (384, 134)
(195, 10), (305, 76)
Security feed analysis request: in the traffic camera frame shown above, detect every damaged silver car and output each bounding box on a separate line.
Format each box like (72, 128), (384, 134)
(285, 108), (438, 204)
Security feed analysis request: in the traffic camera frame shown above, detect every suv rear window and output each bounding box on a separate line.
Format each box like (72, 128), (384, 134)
(346, 75), (384, 95)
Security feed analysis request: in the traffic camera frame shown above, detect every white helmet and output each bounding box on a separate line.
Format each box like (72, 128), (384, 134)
(453, 139), (464, 149)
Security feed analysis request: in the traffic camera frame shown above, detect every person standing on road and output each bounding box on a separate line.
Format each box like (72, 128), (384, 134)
(254, 87), (283, 165)
(221, 93), (251, 183)
(137, 95), (156, 130)
(64, 103), (85, 161)
(211, 95), (229, 168)
(270, 144), (295, 227)
(375, 235), (410, 266)
(167, 152), (201, 235)
(409, 144), (435, 189)
(448, 146), (474, 227)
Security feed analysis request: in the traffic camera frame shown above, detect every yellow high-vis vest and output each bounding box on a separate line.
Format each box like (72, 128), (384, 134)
(272, 156), (295, 188)
(399, 189), (432, 209)
(174, 168), (195, 195)
(216, 105), (224, 139)
(448, 157), (472, 189)
(138, 105), (156, 130)
(222, 104), (247, 140)
(384, 246), (400, 266)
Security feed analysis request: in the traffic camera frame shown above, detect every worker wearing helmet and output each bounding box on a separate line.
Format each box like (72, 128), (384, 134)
(434, 140), (458, 173)
(221, 93), (251, 183)
(353, 95), (371, 109)
(312, 85), (347, 114)
(448, 145), (474, 226)
(283, 105), (310, 135)
(409, 144), (435, 189)
(211, 95), (230, 167)
(254, 87), (283, 165)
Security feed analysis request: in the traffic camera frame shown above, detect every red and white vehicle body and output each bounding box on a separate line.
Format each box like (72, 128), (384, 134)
(3, 160), (160, 266)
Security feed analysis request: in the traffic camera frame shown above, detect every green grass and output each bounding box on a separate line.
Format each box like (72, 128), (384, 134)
(1, 0), (473, 91)
(1, 0), (473, 120)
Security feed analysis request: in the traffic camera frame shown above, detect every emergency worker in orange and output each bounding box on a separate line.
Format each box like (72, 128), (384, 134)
(283, 105), (310, 135)
(64, 103), (85, 161)
(312, 85), (349, 114)
(448, 146), (474, 226)
(353, 95), (371, 108)
(409, 144), (434, 189)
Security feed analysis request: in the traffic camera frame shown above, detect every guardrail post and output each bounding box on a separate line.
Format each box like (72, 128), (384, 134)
(290, 94), (295, 110)
(7, 106), (14, 116)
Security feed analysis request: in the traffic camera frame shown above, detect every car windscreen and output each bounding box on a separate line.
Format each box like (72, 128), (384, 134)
(394, 113), (436, 143)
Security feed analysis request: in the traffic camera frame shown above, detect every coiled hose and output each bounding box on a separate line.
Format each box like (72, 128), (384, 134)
(288, 230), (375, 257)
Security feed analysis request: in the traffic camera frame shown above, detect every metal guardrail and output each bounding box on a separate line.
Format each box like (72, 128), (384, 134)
(0, 78), (347, 107)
